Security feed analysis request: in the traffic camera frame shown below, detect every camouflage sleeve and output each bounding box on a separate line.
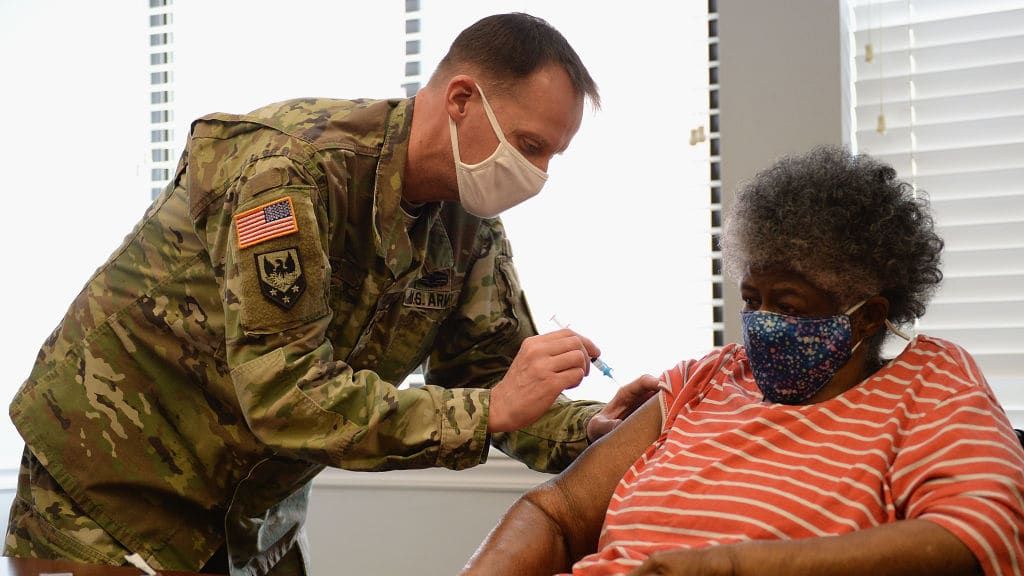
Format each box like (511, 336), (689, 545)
(189, 150), (489, 472)
(424, 219), (603, 474)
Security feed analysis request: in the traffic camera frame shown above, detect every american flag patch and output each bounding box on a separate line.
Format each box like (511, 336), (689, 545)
(235, 197), (299, 249)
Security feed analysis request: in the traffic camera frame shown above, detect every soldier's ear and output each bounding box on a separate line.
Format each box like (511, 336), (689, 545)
(445, 75), (476, 118)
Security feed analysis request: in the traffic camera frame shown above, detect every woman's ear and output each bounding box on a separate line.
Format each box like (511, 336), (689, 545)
(855, 295), (890, 342)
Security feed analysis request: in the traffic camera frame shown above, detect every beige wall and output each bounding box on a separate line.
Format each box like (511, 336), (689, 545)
(718, 0), (851, 342)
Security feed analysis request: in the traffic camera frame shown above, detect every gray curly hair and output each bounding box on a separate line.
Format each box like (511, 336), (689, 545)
(720, 146), (944, 328)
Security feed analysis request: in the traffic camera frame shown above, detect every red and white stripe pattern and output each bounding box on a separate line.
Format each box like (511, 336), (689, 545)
(234, 197), (298, 249)
(570, 336), (1024, 576)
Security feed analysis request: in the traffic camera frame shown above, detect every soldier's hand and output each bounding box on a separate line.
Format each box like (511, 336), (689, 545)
(488, 329), (598, 434)
(587, 374), (660, 442)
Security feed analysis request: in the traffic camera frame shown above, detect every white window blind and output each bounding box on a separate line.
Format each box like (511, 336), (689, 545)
(850, 0), (1024, 419)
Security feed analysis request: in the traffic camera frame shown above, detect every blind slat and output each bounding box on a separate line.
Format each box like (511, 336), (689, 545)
(915, 167), (1024, 200)
(931, 196), (1024, 226)
(855, 61), (1024, 103)
(853, 0), (1024, 30)
(870, 142), (1024, 176)
(925, 299), (1024, 327)
(854, 8), (1024, 52)
(937, 221), (1024, 251)
(931, 274), (1024, 302)
(855, 88), (1024, 130)
(857, 114), (1024, 155)
(915, 326), (1024, 352)
(941, 247), (1024, 278)
(856, 34), (1024, 76)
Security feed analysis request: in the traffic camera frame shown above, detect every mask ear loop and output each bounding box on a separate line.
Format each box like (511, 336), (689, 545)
(473, 84), (549, 180)
(844, 299), (867, 315)
(885, 319), (912, 341)
(844, 299), (913, 342)
(844, 299), (869, 353)
(474, 84), (506, 144)
(449, 115), (464, 165)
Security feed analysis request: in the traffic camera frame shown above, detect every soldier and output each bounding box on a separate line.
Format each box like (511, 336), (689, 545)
(4, 12), (658, 576)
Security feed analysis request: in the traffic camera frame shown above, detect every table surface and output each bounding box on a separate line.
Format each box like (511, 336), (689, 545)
(0, 557), (222, 576)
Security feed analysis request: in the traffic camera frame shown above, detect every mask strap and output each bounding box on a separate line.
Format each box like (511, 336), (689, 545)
(448, 84), (501, 167)
(846, 298), (913, 342)
(885, 319), (912, 341)
(474, 84), (549, 180)
(448, 116), (463, 165)
(844, 299), (867, 315)
(474, 84), (508, 146)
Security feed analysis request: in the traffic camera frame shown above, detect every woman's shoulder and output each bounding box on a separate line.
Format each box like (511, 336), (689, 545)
(898, 335), (980, 373)
(660, 343), (749, 407)
(886, 334), (991, 395)
(663, 343), (745, 385)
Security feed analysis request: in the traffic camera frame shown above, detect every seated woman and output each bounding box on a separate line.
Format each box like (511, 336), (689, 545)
(461, 146), (1024, 576)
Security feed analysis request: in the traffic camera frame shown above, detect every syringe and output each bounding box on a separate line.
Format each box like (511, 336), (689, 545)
(550, 314), (617, 383)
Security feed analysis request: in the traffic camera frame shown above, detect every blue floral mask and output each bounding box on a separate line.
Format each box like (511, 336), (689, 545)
(741, 301), (865, 404)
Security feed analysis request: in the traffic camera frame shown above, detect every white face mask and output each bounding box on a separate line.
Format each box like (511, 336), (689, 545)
(449, 84), (548, 219)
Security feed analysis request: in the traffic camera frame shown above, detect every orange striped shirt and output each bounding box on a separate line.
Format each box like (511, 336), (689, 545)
(571, 336), (1024, 576)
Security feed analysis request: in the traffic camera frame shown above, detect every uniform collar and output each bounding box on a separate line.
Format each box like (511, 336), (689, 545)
(371, 98), (439, 277)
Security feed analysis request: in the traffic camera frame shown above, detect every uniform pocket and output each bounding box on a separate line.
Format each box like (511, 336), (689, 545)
(5, 449), (130, 566)
(381, 305), (445, 376)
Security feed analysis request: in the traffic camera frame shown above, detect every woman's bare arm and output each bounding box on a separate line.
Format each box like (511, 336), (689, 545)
(461, 389), (664, 575)
(630, 518), (980, 576)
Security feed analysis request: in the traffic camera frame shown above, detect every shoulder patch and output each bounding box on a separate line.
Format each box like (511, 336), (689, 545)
(232, 188), (328, 334)
(236, 197), (299, 249)
(255, 248), (306, 310)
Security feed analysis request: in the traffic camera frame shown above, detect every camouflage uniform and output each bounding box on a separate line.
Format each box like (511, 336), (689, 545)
(5, 97), (602, 575)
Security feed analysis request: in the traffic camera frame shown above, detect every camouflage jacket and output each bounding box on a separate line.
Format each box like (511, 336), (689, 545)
(9, 97), (602, 575)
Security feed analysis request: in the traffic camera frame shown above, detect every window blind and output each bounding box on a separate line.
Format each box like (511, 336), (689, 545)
(850, 0), (1024, 413)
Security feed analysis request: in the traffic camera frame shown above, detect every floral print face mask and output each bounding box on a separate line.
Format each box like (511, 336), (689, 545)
(741, 301), (866, 404)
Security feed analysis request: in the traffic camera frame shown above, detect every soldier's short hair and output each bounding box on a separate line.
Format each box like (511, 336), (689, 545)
(433, 13), (600, 109)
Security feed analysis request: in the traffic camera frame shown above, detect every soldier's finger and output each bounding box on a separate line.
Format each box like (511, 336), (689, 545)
(549, 348), (589, 374)
(536, 327), (598, 354)
(541, 330), (601, 361)
(520, 329), (569, 354)
(554, 367), (586, 390)
(522, 330), (577, 360)
(535, 328), (577, 343)
(572, 332), (601, 359)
